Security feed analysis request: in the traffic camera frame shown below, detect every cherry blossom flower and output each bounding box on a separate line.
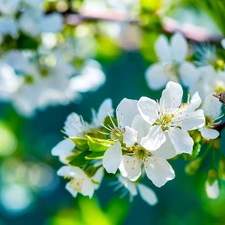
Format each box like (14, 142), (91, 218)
(199, 93), (222, 139)
(145, 32), (198, 90)
(102, 98), (139, 174)
(138, 81), (205, 155)
(57, 166), (103, 198)
(115, 175), (158, 206)
(119, 115), (176, 187)
(189, 65), (225, 99)
(52, 99), (113, 163)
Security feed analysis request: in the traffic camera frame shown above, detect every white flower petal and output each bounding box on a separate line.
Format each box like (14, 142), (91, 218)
(69, 60), (105, 92)
(179, 62), (198, 87)
(51, 139), (75, 163)
(116, 98), (139, 127)
(171, 32), (188, 63)
(152, 134), (176, 159)
(81, 179), (95, 198)
(118, 175), (138, 196)
(103, 142), (122, 174)
(141, 125), (166, 151)
(155, 35), (171, 62)
(144, 156), (175, 187)
(92, 167), (104, 190)
(131, 115), (151, 141)
(181, 109), (205, 130)
(199, 127), (219, 139)
(97, 98), (114, 124)
(38, 13), (63, 33)
(202, 93), (222, 119)
(119, 155), (142, 181)
(138, 184), (158, 206)
(51, 139), (75, 156)
(0, 17), (18, 36)
(64, 112), (83, 137)
(222, 39), (225, 49)
(123, 126), (137, 147)
(145, 63), (169, 90)
(137, 97), (158, 125)
(57, 166), (87, 179)
(0, 0), (20, 15)
(205, 180), (220, 199)
(159, 81), (183, 113)
(168, 127), (194, 155)
(186, 92), (202, 112)
(65, 182), (78, 198)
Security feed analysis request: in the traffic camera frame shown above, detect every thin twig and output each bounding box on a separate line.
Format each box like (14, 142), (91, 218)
(53, 8), (223, 43)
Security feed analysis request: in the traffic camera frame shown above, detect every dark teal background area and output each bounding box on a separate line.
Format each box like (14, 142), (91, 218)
(0, 52), (225, 225)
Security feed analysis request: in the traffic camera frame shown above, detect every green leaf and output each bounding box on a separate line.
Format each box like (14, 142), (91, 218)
(85, 152), (104, 160)
(70, 137), (89, 151)
(86, 136), (114, 152)
(69, 151), (90, 167)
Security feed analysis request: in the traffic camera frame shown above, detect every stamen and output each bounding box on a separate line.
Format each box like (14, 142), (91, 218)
(100, 123), (113, 132)
(98, 130), (110, 135)
(107, 111), (117, 128)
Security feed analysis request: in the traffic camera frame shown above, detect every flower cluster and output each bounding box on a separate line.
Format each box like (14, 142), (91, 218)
(52, 81), (223, 205)
(0, 49), (105, 117)
(145, 32), (225, 199)
(145, 32), (225, 100)
(0, 0), (106, 117)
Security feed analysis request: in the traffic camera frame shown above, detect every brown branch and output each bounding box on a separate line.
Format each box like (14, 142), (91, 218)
(54, 7), (223, 43)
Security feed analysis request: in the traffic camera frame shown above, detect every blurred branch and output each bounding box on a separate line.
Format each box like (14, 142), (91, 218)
(57, 8), (223, 43)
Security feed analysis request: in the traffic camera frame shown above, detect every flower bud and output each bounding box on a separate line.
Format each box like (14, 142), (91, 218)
(207, 168), (218, 185)
(219, 158), (225, 180)
(205, 168), (220, 199)
(205, 179), (220, 199)
(185, 158), (202, 175)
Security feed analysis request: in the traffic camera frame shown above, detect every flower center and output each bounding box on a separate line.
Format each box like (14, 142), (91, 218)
(205, 115), (214, 128)
(110, 127), (124, 142)
(163, 62), (179, 79)
(155, 113), (175, 131)
(134, 145), (151, 160)
(68, 178), (85, 192)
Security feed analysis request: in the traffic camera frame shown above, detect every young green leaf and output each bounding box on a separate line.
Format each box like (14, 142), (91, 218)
(69, 151), (90, 167)
(85, 152), (105, 160)
(86, 135), (114, 152)
(70, 137), (89, 151)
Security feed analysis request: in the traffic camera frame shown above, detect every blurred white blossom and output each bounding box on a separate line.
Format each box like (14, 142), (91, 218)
(145, 33), (198, 90)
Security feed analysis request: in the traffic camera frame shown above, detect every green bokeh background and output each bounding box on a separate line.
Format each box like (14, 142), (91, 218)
(1, 51), (225, 225)
(1, 0), (225, 224)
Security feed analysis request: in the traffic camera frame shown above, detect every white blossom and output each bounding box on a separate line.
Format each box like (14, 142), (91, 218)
(138, 81), (205, 155)
(52, 99), (114, 163)
(145, 32), (198, 90)
(57, 166), (103, 198)
(102, 98), (139, 174)
(199, 93), (222, 139)
(69, 60), (106, 93)
(119, 115), (176, 187)
(116, 175), (158, 206)
(0, 17), (18, 37)
(189, 65), (225, 99)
